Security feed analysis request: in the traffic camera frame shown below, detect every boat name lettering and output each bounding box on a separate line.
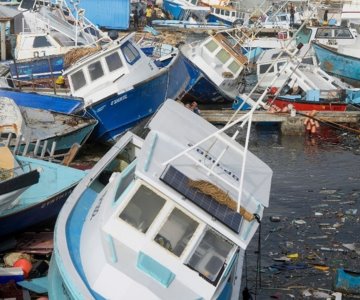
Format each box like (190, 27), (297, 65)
(90, 194), (105, 220)
(189, 143), (240, 182)
(40, 189), (73, 209)
(111, 95), (127, 106)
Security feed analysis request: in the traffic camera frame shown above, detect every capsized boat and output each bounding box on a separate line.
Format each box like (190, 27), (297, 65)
(181, 30), (249, 103)
(48, 100), (272, 299)
(0, 146), (86, 238)
(0, 97), (97, 155)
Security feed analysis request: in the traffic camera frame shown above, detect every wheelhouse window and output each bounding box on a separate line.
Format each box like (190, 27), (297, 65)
(154, 208), (198, 257)
(187, 229), (235, 284)
(121, 41), (141, 65)
(215, 8), (220, 14)
(88, 61), (104, 81)
(228, 60), (240, 73)
(231, 11), (236, 17)
(277, 61), (286, 71)
(70, 69), (86, 91)
(33, 36), (52, 48)
(259, 63), (274, 74)
(216, 49), (231, 64)
(205, 40), (219, 53)
(334, 28), (352, 38)
(105, 52), (123, 72)
(191, 0), (197, 4)
(225, 10), (230, 16)
(316, 28), (333, 38)
(119, 185), (165, 233)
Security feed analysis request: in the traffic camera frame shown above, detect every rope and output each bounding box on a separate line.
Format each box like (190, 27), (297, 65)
(297, 111), (360, 135)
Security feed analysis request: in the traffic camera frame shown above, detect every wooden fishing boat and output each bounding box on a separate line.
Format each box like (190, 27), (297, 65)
(0, 97), (97, 155)
(0, 146), (86, 237)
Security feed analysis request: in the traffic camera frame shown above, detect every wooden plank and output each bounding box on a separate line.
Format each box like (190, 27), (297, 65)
(201, 110), (360, 124)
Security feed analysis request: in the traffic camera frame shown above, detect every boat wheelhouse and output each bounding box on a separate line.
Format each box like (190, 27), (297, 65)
(181, 31), (248, 103)
(207, 5), (245, 26)
(256, 44), (317, 89)
(48, 100), (272, 299)
(162, 0), (210, 20)
(296, 25), (358, 48)
(64, 33), (191, 141)
(10, 0), (111, 81)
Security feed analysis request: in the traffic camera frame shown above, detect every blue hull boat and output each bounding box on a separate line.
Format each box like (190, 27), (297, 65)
(334, 268), (360, 295)
(10, 55), (64, 81)
(1, 34), (193, 143)
(312, 41), (360, 82)
(0, 89), (83, 114)
(0, 151), (86, 237)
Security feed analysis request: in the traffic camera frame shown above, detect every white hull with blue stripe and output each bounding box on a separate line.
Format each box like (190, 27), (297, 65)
(48, 100), (272, 299)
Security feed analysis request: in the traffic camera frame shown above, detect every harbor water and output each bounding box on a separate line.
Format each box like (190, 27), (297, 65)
(233, 125), (360, 299)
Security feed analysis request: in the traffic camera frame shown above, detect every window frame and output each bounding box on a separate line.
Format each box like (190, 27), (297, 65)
(120, 41), (141, 65)
(153, 207), (200, 258)
(70, 69), (87, 91)
(105, 51), (124, 73)
(87, 60), (105, 82)
(118, 183), (166, 234)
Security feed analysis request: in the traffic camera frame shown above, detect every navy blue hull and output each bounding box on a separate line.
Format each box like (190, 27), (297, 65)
(181, 54), (233, 103)
(87, 53), (191, 142)
(10, 55), (64, 81)
(1, 53), (192, 143)
(0, 187), (75, 238)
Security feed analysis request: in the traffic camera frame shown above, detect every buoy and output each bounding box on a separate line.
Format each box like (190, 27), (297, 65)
(268, 86), (278, 95)
(13, 258), (32, 278)
(311, 124), (317, 133)
(55, 75), (65, 85)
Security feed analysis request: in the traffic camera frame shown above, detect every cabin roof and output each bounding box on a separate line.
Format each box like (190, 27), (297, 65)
(213, 33), (248, 65)
(135, 101), (272, 246)
(0, 5), (21, 21)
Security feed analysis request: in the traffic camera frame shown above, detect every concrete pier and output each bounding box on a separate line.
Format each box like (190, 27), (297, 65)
(200, 110), (360, 135)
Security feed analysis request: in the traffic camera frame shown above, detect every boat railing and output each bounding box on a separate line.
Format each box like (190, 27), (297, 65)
(4, 133), (80, 166)
(3, 76), (70, 95)
(21, 7), (105, 47)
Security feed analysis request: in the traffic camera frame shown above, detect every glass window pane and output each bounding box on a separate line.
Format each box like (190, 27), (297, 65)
(225, 10), (230, 16)
(105, 52), (123, 72)
(216, 49), (231, 64)
(259, 63), (274, 74)
(154, 208), (198, 257)
(335, 29), (351, 38)
(88, 61), (104, 81)
(121, 42), (140, 64)
(187, 229), (234, 284)
(33, 36), (52, 48)
(119, 185), (165, 233)
(316, 28), (332, 38)
(70, 70), (86, 91)
(228, 60), (240, 73)
(215, 8), (220, 14)
(204, 40), (219, 53)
